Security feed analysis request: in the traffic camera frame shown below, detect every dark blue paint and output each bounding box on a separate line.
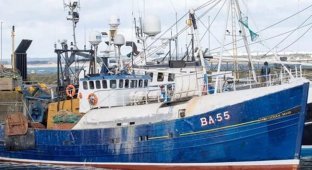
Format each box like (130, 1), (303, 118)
(0, 82), (308, 164)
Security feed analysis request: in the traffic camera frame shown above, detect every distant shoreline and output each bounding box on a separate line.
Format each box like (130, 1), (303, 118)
(3, 63), (57, 68)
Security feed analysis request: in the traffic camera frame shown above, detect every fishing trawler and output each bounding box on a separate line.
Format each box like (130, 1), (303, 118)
(0, 0), (309, 169)
(0, 59), (309, 170)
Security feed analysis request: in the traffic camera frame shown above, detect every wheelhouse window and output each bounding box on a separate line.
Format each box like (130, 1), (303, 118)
(144, 80), (148, 87)
(110, 80), (117, 89)
(102, 80), (107, 89)
(130, 80), (134, 88)
(125, 79), (129, 88)
(157, 72), (164, 82)
(139, 80), (143, 88)
(83, 81), (88, 90)
(168, 73), (175, 82)
(119, 79), (124, 88)
(89, 81), (94, 89)
(95, 80), (101, 89)
(131, 80), (137, 88)
(134, 80), (138, 88)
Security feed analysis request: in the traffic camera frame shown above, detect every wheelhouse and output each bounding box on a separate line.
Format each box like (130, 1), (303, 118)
(79, 74), (151, 113)
(81, 75), (150, 90)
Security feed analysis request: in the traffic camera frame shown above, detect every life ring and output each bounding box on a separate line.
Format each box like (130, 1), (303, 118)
(66, 84), (76, 97)
(88, 93), (98, 106)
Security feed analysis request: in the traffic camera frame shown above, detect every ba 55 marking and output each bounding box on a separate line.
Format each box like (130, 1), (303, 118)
(200, 111), (230, 126)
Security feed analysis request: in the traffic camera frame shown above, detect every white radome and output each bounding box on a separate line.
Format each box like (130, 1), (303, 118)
(143, 15), (161, 36)
(89, 31), (102, 46)
(114, 34), (125, 46)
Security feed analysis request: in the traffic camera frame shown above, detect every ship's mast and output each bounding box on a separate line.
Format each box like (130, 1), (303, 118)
(234, 0), (257, 82)
(55, 0), (95, 89)
(64, 0), (80, 49)
(11, 26), (15, 71)
(189, 9), (207, 73)
(216, 0), (257, 86)
(230, 0), (239, 80)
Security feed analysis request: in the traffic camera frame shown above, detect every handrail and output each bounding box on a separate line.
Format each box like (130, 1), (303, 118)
(83, 66), (303, 110)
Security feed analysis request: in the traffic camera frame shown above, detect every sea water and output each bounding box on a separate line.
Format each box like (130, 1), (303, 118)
(28, 67), (58, 74)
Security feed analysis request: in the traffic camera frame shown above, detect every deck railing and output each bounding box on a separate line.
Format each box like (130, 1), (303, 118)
(85, 66), (304, 110)
(201, 68), (302, 96)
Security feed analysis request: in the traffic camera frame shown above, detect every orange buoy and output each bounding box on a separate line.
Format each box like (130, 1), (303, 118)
(66, 84), (76, 98)
(88, 93), (98, 106)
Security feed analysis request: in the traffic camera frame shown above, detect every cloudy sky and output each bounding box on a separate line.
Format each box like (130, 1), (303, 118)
(0, 0), (311, 60)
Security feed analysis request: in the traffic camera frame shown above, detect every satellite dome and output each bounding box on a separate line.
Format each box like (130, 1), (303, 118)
(89, 31), (102, 46)
(114, 34), (125, 46)
(143, 16), (161, 36)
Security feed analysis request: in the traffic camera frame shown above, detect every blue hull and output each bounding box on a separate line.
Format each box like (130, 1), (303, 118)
(0, 82), (308, 167)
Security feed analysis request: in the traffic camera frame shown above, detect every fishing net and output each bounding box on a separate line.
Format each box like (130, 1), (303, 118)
(239, 16), (259, 42)
(53, 111), (81, 124)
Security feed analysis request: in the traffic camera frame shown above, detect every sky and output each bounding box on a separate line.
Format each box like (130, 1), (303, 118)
(0, 0), (311, 60)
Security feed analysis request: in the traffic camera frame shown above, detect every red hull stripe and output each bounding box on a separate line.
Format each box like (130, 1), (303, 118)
(0, 157), (299, 170)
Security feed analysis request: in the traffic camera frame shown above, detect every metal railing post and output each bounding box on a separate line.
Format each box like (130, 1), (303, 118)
(295, 65), (298, 78)
(233, 76), (236, 91)
(280, 70), (283, 85)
